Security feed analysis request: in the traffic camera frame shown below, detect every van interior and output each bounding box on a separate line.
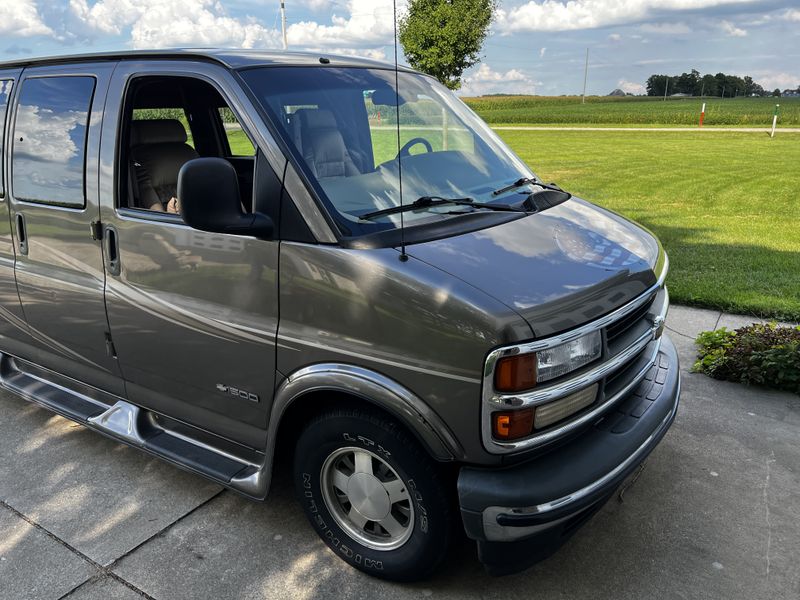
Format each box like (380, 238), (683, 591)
(119, 76), (256, 215)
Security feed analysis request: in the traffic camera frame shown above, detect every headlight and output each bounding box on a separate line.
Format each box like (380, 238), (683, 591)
(536, 330), (602, 383)
(493, 330), (602, 393)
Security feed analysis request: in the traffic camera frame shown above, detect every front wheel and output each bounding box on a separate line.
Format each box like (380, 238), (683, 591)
(293, 407), (453, 581)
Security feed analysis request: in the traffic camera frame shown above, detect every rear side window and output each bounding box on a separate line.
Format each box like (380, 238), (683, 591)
(0, 80), (13, 197)
(12, 76), (96, 207)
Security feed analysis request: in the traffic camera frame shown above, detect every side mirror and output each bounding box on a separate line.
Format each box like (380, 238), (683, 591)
(177, 157), (274, 238)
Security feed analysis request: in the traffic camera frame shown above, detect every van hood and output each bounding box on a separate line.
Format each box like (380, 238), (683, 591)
(406, 199), (663, 338)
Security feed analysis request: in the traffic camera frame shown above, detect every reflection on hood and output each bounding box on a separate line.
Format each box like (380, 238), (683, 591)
(407, 198), (661, 336)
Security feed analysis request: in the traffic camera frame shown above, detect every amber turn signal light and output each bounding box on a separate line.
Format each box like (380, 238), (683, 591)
(494, 353), (537, 392)
(492, 408), (535, 440)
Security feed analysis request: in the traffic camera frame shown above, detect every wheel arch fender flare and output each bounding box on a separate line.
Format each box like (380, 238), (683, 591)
(235, 363), (465, 500)
(273, 363), (462, 457)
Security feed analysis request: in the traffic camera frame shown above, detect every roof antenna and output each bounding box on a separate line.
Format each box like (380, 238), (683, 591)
(392, 0), (408, 261)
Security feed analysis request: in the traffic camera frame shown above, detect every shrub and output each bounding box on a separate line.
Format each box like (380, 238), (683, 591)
(692, 323), (800, 394)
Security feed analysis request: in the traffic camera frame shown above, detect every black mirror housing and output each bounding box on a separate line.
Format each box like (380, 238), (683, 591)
(178, 157), (274, 238)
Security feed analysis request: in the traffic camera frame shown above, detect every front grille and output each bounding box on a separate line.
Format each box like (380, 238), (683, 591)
(606, 293), (655, 342)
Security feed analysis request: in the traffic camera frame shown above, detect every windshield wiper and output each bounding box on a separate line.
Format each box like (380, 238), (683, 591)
(360, 195), (524, 221)
(492, 177), (568, 197)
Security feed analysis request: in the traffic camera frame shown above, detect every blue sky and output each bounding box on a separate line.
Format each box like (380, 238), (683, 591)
(1, 1), (798, 95)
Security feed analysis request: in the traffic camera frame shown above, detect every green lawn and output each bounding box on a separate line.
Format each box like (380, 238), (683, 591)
(495, 129), (800, 320)
(463, 95), (800, 127)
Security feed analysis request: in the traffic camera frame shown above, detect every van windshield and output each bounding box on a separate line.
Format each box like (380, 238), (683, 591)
(241, 67), (535, 237)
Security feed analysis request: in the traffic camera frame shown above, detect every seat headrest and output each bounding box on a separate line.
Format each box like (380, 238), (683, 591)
(130, 119), (188, 146)
(295, 108), (338, 130)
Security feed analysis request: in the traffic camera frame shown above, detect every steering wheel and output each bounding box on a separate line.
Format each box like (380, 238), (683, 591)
(396, 137), (433, 159)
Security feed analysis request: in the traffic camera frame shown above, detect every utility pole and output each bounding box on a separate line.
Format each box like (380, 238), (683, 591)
(581, 48), (589, 104)
(281, 1), (288, 50)
(664, 76), (669, 101)
(700, 80), (705, 98)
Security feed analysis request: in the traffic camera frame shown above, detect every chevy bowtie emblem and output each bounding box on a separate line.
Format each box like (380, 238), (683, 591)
(652, 315), (665, 337)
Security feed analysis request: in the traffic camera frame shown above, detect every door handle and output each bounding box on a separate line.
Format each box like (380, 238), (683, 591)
(105, 226), (121, 276)
(15, 213), (28, 256)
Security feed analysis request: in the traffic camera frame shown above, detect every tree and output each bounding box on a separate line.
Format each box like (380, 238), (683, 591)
(700, 74), (717, 96)
(676, 69), (700, 95)
(645, 74), (674, 96)
(772, 88), (782, 97)
(399, 0), (496, 90)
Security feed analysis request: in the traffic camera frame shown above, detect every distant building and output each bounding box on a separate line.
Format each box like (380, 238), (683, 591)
(608, 88), (626, 96)
(783, 89), (800, 97)
(670, 93), (691, 97)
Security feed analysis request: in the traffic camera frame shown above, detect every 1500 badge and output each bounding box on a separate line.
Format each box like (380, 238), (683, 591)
(216, 383), (259, 403)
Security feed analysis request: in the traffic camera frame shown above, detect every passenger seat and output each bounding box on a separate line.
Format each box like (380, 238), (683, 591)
(291, 109), (360, 179)
(129, 119), (199, 210)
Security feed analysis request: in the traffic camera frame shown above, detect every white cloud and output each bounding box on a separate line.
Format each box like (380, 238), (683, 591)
(495, 0), (758, 33)
(460, 63), (537, 96)
(288, 0), (402, 48)
(782, 9), (800, 22)
(539, 47), (546, 57)
(720, 20), (747, 37)
(751, 71), (799, 91)
(69, 0), (281, 49)
(618, 79), (644, 94)
(608, 33), (621, 42)
(0, 1), (53, 37)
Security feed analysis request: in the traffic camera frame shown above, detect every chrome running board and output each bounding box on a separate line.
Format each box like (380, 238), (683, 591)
(0, 352), (269, 499)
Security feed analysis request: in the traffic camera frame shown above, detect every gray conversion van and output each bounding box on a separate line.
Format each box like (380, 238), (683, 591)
(0, 50), (679, 581)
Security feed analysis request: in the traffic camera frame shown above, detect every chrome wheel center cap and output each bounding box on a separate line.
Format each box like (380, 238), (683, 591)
(347, 473), (391, 521)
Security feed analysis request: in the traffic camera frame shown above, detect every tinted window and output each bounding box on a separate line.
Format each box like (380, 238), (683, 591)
(0, 80), (12, 197)
(12, 76), (96, 207)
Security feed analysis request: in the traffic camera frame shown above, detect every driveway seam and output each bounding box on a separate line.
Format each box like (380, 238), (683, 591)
(665, 325), (693, 340)
(105, 488), (226, 571)
(0, 498), (157, 600)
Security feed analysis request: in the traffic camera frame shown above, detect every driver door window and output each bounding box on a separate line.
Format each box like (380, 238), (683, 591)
(120, 76), (256, 215)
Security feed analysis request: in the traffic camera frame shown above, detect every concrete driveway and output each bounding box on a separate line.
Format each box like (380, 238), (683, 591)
(1, 306), (798, 600)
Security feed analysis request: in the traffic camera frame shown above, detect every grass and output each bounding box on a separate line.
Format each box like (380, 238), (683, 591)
(494, 129), (800, 320)
(462, 95), (800, 127)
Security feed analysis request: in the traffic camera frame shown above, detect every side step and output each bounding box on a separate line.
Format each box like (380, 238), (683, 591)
(0, 353), (107, 421)
(0, 353), (269, 499)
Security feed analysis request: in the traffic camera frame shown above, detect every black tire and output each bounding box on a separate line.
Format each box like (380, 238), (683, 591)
(293, 406), (453, 581)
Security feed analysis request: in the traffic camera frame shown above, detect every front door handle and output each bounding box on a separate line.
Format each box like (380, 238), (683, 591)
(15, 213), (28, 256)
(105, 226), (121, 276)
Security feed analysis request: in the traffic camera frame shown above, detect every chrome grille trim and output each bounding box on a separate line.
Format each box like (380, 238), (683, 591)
(481, 255), (669, 455)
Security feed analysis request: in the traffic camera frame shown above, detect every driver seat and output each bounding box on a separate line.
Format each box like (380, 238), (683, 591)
(129, 119), (199, 210)
(291, 108), (360, 179)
